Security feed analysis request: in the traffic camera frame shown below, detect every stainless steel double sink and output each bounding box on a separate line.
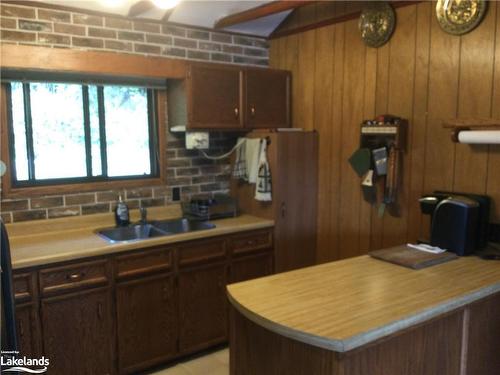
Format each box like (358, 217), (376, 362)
(96, 218), (215, 243)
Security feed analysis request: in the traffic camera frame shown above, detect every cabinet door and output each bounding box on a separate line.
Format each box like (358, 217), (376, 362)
(187, 64), (244, 129)
(245, 69), (290, 128)
(41, 288), (114, 375)
(15, 303), (42, 358)
(466, 292), (500, 374)
(275, 132), (318, 272)
(178, 263), (227, 353)
(230, 253), (273, 284)
(116, 273), (177, 374)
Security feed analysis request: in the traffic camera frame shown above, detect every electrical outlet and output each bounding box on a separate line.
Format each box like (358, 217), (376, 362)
(172, 187), (180, 202)
(185, 132), (209, 150)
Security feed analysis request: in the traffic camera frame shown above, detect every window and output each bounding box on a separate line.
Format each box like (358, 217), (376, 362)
(4, 81), (162, 192)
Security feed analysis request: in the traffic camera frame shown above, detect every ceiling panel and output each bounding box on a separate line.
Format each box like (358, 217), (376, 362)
(33, 0), (287, 37)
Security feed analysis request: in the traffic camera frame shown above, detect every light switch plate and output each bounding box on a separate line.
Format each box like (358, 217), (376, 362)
(185, 132), (209, 150)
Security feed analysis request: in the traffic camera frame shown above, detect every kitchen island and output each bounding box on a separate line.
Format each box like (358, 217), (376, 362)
(227, 255), (500, 375)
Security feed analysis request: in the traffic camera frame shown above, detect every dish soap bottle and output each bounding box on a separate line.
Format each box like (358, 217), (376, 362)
(114, 195), (130, 227)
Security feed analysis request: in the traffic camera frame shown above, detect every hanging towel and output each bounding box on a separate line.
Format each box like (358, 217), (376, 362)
(245, 138), (261, 183)
(255, 139), (272, 202)
(232, 137), (247, 180)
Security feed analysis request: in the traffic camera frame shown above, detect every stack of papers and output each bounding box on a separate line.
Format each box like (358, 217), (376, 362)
(407, 243), (447, 254)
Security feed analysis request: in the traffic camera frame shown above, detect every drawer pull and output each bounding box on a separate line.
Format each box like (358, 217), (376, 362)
(247, 240), (256, 246)
(67, 272), (84, 282)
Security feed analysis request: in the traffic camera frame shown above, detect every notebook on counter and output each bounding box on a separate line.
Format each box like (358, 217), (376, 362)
(369, 245), (458, 270)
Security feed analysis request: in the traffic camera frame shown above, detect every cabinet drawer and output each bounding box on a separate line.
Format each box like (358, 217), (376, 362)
(39, 259), (109, 296)
(115, 247), (172, 280)
(178, 238), (226, 268)
(229, 230), (273, 256)
(13, 272), (37, 303)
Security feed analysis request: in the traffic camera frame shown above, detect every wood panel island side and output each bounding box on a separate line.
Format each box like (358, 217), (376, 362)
(227, 255), (500, 375)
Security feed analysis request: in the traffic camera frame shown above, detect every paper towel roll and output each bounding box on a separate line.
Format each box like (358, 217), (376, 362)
(457, 130), (500, 144)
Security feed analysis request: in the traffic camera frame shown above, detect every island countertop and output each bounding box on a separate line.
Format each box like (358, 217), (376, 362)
(227, 255), (500, 352)
(7, 205), (274, 269)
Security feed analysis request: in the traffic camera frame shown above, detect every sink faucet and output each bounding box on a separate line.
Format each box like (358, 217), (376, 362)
(139, 207), (147, 224)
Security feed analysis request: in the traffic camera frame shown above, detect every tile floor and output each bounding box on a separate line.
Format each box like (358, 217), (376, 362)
(149, 348), (229, 375)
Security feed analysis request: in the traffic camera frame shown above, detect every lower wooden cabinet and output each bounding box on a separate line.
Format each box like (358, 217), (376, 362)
(178, 262), (228, 353)
(116, 273), (177, 374)
(41, 287), (115, 375)
(13, 272), (42, 359)
(15, 303), (42, 358)
(13, 228), (273, 375)
(230, 252), (273, 284)
(465, 292), (500, 373)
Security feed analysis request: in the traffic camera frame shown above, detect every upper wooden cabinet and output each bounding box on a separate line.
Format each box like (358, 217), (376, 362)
(245, 68), (290, 129)
(168, 63), (291, 131)
(187, 64), (244, 129)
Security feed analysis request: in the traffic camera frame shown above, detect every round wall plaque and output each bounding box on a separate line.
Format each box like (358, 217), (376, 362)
(436, 0), (487, 35)
(358, 2), (396, 48)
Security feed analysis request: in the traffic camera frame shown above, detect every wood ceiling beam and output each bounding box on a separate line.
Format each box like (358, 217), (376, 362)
(270, 0), (422, 39)
(162, 8), (175, 22)
(128, 0), (154, 17)
(214, 0), (314, 29)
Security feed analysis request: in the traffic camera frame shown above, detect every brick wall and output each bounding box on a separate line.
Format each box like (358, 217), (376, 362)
(0, 130), (236, 223)
(0, 3), (269, 65)
(0, 3), (267, 223)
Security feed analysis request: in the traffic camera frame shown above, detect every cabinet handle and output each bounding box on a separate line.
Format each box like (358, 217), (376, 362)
(247, 240), (256, 246)
(234, 107), (239, 118)
(281, 202), (286, 218)
(67, 272), (84, 282)
(97, 302), (103, 320)
(251, 106), (256, 117)
(19, 320), (24, 337)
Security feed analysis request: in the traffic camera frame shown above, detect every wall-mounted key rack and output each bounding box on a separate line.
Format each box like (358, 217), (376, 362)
(351, 114), (408, 216)
(360, 115), (407, 151)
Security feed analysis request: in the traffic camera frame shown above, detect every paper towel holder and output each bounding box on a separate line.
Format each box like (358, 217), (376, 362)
(443, 118), (500, 144)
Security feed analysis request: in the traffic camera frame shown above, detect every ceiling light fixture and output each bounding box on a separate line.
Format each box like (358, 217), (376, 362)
(152, 0), (181, 10)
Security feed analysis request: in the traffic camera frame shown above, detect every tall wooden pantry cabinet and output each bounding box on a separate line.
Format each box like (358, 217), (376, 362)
(231, 130), (318, 273)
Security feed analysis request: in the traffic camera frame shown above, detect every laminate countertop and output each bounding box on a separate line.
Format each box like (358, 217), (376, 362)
(227, 255), (500, 352)
(7, 205), (274, 269)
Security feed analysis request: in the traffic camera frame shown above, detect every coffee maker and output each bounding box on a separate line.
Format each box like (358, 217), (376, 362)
(419, 191), (490, 256)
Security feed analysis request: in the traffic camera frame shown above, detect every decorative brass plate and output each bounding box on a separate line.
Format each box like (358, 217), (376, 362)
(436, 0), (487, 35)
(358, 2), (396, 48)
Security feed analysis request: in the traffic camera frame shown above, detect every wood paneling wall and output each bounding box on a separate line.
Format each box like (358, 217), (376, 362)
(269, 2), (500, 262)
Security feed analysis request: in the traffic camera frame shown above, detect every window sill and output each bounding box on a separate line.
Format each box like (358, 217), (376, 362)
(1, 177), (166, 199)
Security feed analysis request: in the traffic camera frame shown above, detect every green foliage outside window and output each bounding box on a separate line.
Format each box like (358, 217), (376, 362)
(7, 81), (159, 187)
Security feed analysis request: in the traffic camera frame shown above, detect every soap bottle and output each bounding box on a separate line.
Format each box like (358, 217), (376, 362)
(114, 195), (130, 227)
